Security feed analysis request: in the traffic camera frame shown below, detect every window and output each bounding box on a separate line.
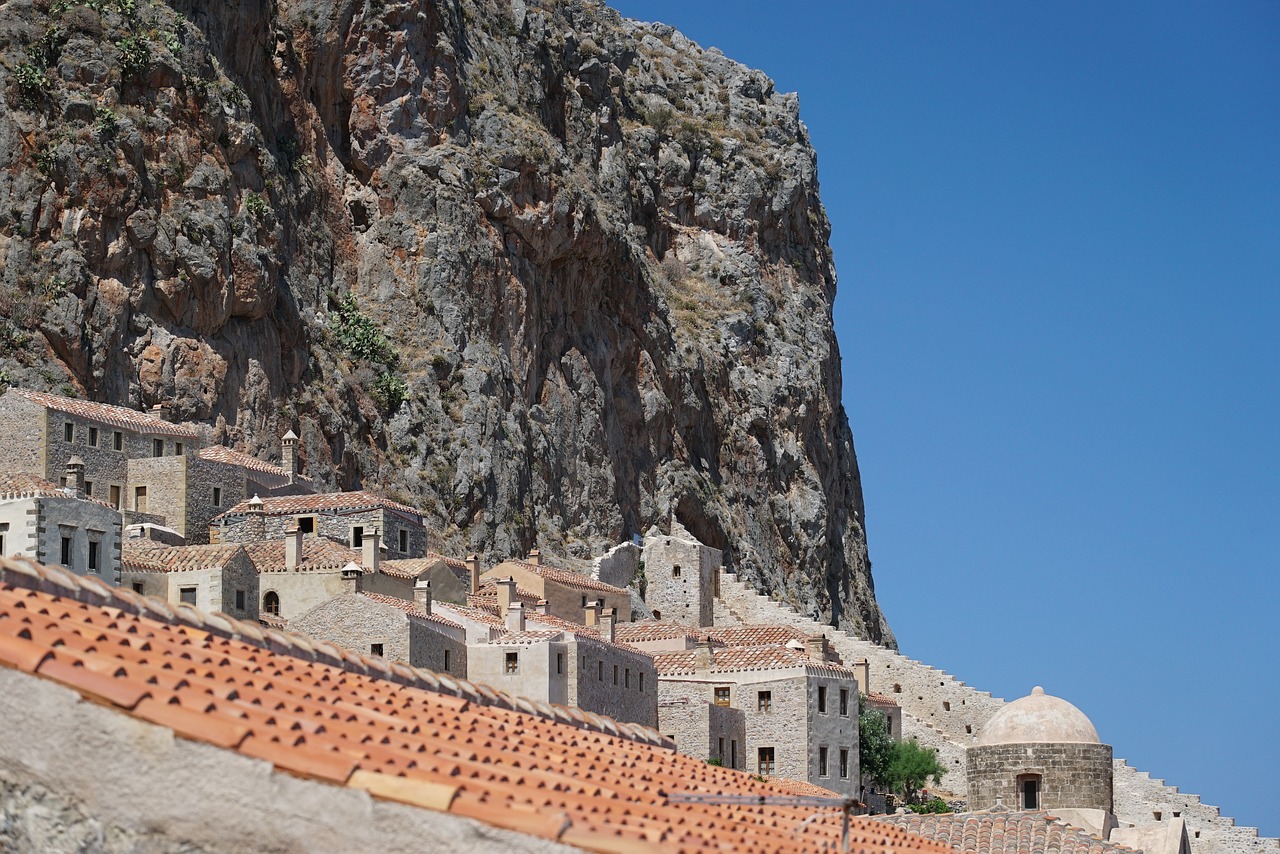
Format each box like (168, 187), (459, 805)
(64, 422), (74, 442)
(839, 748), (849, 779)
(672, 564), (681, 578)
(582, 595), (588, 608)
(263, 591), (280, 615)
(444, 649), (451, 672)
(83, 481), (93, 497)
(296, 516), (315, 534)
(370, 643), (384, 657)
(398, 529), (408, 552)
(758, 691), (772, 712)
(757, 747), (775, 776)
(212, 487), (222, 507)
(152, 438), (164, 457)
(840, 688), (849, 716)
(88, 426), (99, 446)
(235, 589), (246, 610)
(613, 664), (619, 685)
(132, 581), (144, 594)
(134, 486), (147, 512)
(714, 686), (731, 707)
(179, 587), (197, 605)
(60, 536), (72, 567)
(556, 653), (564, 675)
(1020, 775), (1041, 810)
(625, 668), (630, 688)
(109, 485), (121, 509)
(943, 701), (951, 712)
(598, 661), (603, 681)
(818, 685), (827, 713)
(174, 442), (184, 455)
(893, 683), (902, 694)
(0, 533), (4, 556)
(718, 738), (725, 762)
(351, 526), (364, 547)
(113, 431), (123, 451)
(730, 740), (737, 769)
(819, 746), (829, 777)
(639, 673), (645, 691)
(505, 652), (519, 674)
(87, 541), (99, 572)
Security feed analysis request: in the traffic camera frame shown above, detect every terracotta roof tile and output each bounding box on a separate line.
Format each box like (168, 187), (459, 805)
(216, 490), (420, 521)
(10, 388), (199, 437)
(0, 555), (955, 853)
(655, 645), (859, 678)
(358, 592), (464, 633)
(122, 542), (246, 573)
(0, 472), (117, 510)
(870, 807), (1143, 854)
(705, 625), (815, 648)
(868, 692), (900, 706)
(499, 559), (630, 595)
(614, 621), (715, 646)
(197, 445), (313, 482)
(242, 538), (359, 572)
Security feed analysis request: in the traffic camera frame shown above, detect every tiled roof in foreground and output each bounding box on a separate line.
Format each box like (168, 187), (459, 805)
(9, 387), (199, 437)
(870, 807), (1141, 854)
(0, 556), (954, 854)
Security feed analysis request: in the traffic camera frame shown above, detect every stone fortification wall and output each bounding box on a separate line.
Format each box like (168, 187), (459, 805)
(593, 541), (640, 590)
(643, 533), (721, 627)
(968, 742), (1113, 812)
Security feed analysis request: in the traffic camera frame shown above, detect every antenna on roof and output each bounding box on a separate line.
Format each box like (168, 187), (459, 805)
(666, 792), (862, 852)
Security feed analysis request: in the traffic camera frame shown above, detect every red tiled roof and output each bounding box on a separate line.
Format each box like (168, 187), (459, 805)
(615, 621), (717, 646)
(358, 591), (463, 633)
(868, 692), (900, 707)
(705, 625), (815, 648)
(433, 602), (506, 630)
(0, 472), (116, 510)
(216, 490), (420, 521)
(242, 538), (359, 572)
(197, 445), (313, 482)
(0, 555), (957, 853)
(427, 552), (468, 570)
(496, 559), (629, 595)
(122, 542), (245, 573)
(491, 629), (564, 645)
(870, 807), (1143, 854)
(654, 645), (859, 678)
(9, 388), (199, 437)
(467, 580), (541, 608)
(259, 613), (288, 630)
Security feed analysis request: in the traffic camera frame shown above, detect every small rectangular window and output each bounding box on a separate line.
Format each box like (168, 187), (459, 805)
(296, 516), (315, 534)
(64, 422), (74, 442)
(819, 746), (829, 777)
(840, 748), (850, 779)
(598, 661), (603, 681)
(718, 737), (725, 762)
(88, 426), (99, 446)
(152, 438), (164, 457)
(840, 688), (849, 716)
(212, 487), (222, 507)
(113, 431), (123, 451)
(370, 643), (384, 657)
(613, 664), (619, 685)
(818, 685), (827, 714)
(87, 541), (99, 571)
(714, 686), (731, 707)
(179, 586), (197, 605)
(174, 442), (184, 455)
(351, 525), (364, 547)
(60, 536), (72, 566)
(639, 672), (645, 692)
(556, 653), (564, 675)
(109, 485), (121, 509)
(758, 690), (772, 712)
(132, 581), (144, 594)
(625, 668), (630, 688)
(83, 480), (93, 497)
(134, 486), (147, 512)
(398, 529), (408, 553)
(444, 649), (451, 672)
(731, 740), (737, 769)
(758, 747), (775, 776)
(672, 564), (681, 578)
(235, 589), (246, 610)
(505, 651), (519, 674)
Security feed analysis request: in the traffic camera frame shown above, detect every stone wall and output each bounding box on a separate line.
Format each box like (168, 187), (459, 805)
(258, 568), (353, 621)
(593, 541), (640, 590)
(642, 532), (722, 627)
(568, 635), (657, 728)
(32, 495), (121, 583)
(291, 594), (411, 663)
(219, 508), (427, 558)
(657, 698), (746, 769)
(0, 396), (46, 479)
(183, 458), (247, 545)
(469, 640), (564, 706)
(968, 742), (1113, 812)
(126, 456), (188, 534)
(408, 614), (468, 678)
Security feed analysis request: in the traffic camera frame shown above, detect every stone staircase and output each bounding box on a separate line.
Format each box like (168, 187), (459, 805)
(713, 571), (1279, 854)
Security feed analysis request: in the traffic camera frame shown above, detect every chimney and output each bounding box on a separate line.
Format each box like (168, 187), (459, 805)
(150, 403), (173, 422)
(414, 578), (432, 615)
(533, 598), (550, 616)
(583, 599), (601, 627)
(466, 554), (481, 595)
(695, 635), (714, 672)
(64, 455), (85, 498)
(600, 607), (616, 644)
(244, 494), (265, 542)
(340, 560), (363, 592)
(285, 523), (303, 570)
(496, 577), (517, 612)
(806, 635), (828, 662)
(526, 548), (542, 566)
(506, 600), (525, 633)
(362, 525), (381, 573)
(854, 658), (870, 695)
(281, 430), (299, 483)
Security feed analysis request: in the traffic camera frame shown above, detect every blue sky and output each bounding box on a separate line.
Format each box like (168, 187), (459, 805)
(612, 1), (1279, 837)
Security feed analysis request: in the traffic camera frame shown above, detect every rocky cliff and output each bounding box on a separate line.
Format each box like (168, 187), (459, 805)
(0, 0), (893, 642)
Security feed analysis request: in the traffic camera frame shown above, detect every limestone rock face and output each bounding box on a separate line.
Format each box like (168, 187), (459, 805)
(0, 0), (892, 642)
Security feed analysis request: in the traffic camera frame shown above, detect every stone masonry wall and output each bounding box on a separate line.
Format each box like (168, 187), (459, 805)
(657, 697), (746, 769)
(126, 456), (188, 535)
(968, 742), (1113, 812)
(570, 636), (657, 729)
(36, 496), (121, 583)
(0, 396), (45, 479)
(291, 595), (411, 663)
(220, 509), (426, 558)
(183, 458), (248, 545)
(408, 615), (468, 678)
(643, 534), (720, 627)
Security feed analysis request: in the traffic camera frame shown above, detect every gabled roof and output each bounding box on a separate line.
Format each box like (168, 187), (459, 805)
(705, 625), (816, 648)
(493, 559), (629, 595)
(216, 490), (420, 521)
(614, 621), (709, 646)
(0, 473), (116, 510)
(654, 645), (859, 678)
(242, 538), (358, 572)
(467, 579), (541, 607)
(0, 556), (958, 853)
(8, 388), (199, 437)
(122, 542), (246, 573)
(375, 556), (463, 581)
(357, 591), (464, 633)
(868, 692), (900, 707)
(197, 445), (313, 482)
(870, 807), (1143, 854)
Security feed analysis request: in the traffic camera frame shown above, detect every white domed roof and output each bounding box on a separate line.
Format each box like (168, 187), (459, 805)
(976, 686), (1101, 746)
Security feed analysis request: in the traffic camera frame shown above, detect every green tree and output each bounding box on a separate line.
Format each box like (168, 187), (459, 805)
(887, 740), (946, 803)
(858, 694), (894, 789)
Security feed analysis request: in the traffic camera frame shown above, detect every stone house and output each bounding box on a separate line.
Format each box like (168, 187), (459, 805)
(482, 550), (632, 623)
(359, 553), (473, 606)
(212, 491), (427, 557)
(0, 470), (122, 583)
(654, 637), (862, 796)
(641, 523), (722, 625)
(120, 541), (258, 621)
(241, 529), (370, 621)
(658, 696), (747, 771)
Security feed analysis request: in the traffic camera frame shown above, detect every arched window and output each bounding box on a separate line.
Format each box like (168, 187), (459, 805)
(263, 591), (280, 615)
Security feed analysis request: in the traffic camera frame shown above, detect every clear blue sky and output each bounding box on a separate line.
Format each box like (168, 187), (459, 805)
(612, 0), (1279, 837)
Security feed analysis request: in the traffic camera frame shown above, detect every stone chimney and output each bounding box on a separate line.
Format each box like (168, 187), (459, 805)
(600, 607), (616, 644)
(281, 430), (298, 483)
(466, 554), (481, 595)
(361, 525), (381, 573)
(583, 599), (601, 627)
(533, 598), (550, 616)
(244, 494), (265, 541)
(496, 577), (517, 612)
(63, 456), (85, 498)
(806, 635), (828, 662)
(285, 523), (303, 570)
(340, 561), (363, 592)
(854, 658), (870, 695)
(414, 579), (432, 615)
(149, 403), (173, 422)
(695, 635), (714, 672)
(506, 601), (525, 633)
(526, 548), (542, 566)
